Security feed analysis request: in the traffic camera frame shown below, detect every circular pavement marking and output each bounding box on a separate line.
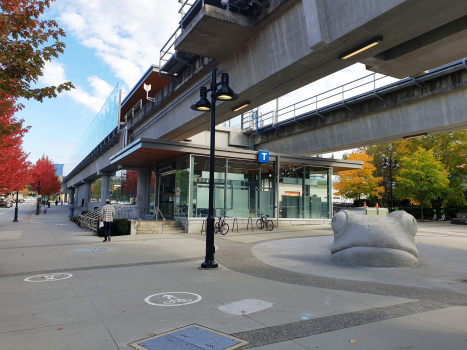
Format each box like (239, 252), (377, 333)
(25, 273), (73, 282)
(144, 292), (202, 306)
(73, 248), (107, 253)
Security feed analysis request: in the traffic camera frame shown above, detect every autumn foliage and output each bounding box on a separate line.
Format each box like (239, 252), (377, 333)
(29, 155), (61, 196)
(335, 151), (384, 201)
(0, 94), (30, 193)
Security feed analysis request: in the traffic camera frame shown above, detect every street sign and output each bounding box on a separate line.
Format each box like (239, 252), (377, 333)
(258, 151), (269, 163)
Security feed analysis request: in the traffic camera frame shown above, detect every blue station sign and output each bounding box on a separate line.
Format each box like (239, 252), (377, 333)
(258, 151), (270, 163)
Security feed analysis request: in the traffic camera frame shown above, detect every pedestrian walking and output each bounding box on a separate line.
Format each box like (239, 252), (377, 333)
(69, 202), (75, 217)
(55, 198), (58, 206)
(99, 200), (116, 242)
(43, 201), (47, 214)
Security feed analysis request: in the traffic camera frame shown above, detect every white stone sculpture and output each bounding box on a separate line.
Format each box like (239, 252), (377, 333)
(331, 210), (419, 267)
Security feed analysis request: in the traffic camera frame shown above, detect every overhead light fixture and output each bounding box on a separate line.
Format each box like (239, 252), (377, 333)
(232, 102), (250, 112)
(214, 73), (239, 101)
(191, 87), (212, 111)
(403, 133), (427, 140)
(339, 36), (383, 60)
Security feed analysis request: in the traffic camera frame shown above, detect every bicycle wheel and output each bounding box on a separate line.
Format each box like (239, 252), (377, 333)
(256, 219), (263, 229)
(220, 223), (229, 235)
(214, 222), (221, 234)
(266, 220), (274, 231)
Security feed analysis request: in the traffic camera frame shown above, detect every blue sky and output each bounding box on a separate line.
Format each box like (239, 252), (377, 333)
(17, 0), (397, 169)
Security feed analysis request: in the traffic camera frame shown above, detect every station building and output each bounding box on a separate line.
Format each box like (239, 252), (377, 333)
(64, 65), (362, 233)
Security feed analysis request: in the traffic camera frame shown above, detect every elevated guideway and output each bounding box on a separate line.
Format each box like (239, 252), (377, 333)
(252, 58), (467, 155)
(127, 0), (467, 143)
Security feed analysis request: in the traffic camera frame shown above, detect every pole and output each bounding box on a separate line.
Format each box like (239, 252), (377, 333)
(201, 68), (219, 269)
(13, 191), (19, 222)
(390, 154), (393, 212)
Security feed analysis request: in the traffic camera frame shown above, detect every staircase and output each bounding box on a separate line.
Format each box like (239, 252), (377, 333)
(136, 220), (185, 234)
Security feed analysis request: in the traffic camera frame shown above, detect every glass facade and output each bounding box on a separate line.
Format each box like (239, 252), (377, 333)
(146, 154), (332, 220)
(279, 164), (331, 219)
(110, 170), (137, 205)
(64, 83), (120, 176)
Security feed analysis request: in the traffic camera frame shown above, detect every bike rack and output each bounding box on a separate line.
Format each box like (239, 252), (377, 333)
(200, 220), (206, 234)
(232, 218), (239, 233)
(246, 217), (254, 232)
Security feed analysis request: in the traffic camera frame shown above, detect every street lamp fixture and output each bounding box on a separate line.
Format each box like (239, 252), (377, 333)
(191, 69), (239, 269)
(381, 155), (400, 212)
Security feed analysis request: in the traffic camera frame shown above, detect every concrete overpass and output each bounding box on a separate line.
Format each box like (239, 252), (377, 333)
(253, 58), (467, 154)
(127, 0), (467, 144)
(63, 0), (467, 213)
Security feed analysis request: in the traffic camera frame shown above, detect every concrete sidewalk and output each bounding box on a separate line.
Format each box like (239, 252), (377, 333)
(0, 205), (466, 349)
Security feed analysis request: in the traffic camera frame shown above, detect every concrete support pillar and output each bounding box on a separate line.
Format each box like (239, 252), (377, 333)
(137, 169), (149, 216)
(101, 175), (111, 206)
(70, 188), (75, 204)
(83, 181), (91, 210)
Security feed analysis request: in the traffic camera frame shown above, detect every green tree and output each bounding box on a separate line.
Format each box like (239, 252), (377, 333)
(403, 131), (467, 209)
(334, 150), (384, 202)
(394, 148), (450, 221)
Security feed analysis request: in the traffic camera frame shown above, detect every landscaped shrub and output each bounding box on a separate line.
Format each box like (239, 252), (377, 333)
(97, 218), (130, 237)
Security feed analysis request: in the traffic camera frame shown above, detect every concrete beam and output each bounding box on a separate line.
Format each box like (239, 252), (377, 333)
(256, 85), (467, 155)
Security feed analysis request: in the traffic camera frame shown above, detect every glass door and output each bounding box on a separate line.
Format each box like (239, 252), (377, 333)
(159, 172), (175, 219)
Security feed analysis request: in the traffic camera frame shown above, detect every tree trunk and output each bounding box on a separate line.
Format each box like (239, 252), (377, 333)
(421, 201), (424, 221)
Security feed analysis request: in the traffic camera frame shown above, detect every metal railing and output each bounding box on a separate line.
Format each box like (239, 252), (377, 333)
(154, 207), (166, 233)
(244, 72), (394, 130)
(176, 207), (189, 233)
(124, 99), (142, 121)
(159, 0), (199, 71)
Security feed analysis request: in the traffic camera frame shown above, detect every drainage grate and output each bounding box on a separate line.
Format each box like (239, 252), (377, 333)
(130, 325), (249, 350)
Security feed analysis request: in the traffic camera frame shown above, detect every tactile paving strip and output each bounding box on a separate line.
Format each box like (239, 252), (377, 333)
(130, 325), (249, 350)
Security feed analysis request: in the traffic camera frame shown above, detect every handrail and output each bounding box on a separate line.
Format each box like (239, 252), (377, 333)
(124, 99), (142, 121)
(154, 207), (166, 234)
(248, 73), (393, 129)
(176, 207), (189, 233)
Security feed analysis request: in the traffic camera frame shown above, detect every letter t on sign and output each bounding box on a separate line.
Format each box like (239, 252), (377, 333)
(258, 151), (270, 163)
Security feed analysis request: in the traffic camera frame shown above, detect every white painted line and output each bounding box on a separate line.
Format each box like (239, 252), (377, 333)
(24, 273), (73, 282)
(144, 292), (202, 306)
(216, 299), (274, 315)
(0, 208), (14, 216)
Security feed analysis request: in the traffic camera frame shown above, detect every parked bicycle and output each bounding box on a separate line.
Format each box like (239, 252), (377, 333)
(256, 212), (274, 231)
(215, 216), (229, 235)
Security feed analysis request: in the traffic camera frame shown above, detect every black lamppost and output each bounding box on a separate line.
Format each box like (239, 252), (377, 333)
(191, 69), (238, 269)
(382, 155), (400, 212)
(35, 182), (41, 215)
(12, 191), (19, 222)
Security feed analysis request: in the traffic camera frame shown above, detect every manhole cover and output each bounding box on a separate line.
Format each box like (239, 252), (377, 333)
(73, 248), (107, 253)
(130, 325), (248, 350)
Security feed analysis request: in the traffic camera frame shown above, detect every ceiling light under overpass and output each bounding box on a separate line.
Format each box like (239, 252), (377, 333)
(232, 102), (250, 112)
(339, 36), (383, 60)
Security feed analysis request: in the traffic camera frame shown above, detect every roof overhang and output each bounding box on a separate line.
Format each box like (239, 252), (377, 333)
(120, 65), (170, 122)
(110, 138), (363, 171)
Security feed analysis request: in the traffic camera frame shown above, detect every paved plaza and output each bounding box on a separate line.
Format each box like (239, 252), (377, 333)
(0, 202), (466, 349)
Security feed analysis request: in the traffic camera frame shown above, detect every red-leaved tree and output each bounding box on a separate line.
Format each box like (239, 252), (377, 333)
(29, 155), (61, 196)
(0, 94), (31, 193)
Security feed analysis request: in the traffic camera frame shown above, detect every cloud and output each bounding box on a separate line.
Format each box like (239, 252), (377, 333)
(38, 60), (67, 86)
(53, 0), (181, 89)
(39, 60), (115, 113)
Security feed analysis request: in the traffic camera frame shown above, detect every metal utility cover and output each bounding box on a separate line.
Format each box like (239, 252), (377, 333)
(129, 325), (248, 350)
(216, 299), (274, 315)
